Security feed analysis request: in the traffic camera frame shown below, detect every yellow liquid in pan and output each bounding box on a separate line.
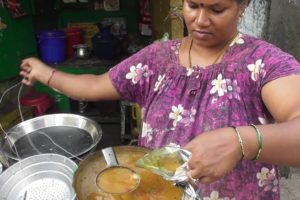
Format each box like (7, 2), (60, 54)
(75, 146), (183, 200)
(96, 167), (140, 194)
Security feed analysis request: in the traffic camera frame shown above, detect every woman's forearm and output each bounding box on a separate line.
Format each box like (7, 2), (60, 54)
(239, 116), (300, 167)
(46, 71), (120, 101)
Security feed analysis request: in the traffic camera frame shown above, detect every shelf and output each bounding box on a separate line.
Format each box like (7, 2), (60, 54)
(58, 0), (139, 35)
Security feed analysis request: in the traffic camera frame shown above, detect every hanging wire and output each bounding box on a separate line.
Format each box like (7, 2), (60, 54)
(0, 82), (83, 164)
(0, 81), (23, 162)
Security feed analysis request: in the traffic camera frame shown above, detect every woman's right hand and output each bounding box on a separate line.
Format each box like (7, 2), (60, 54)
(20, 57), (54, 86)
(183, 127), (242, 184)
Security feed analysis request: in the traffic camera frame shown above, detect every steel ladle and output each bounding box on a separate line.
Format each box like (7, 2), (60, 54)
(96, 147), (141, 195)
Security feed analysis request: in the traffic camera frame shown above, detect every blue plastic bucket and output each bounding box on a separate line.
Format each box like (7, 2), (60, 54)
(37, 31), (66, 64)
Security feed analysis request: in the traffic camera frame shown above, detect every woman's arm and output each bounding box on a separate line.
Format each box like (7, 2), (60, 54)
(240, 74), (300, 165)
(20, 57), (121, 101)
(184, 75), (300, 184)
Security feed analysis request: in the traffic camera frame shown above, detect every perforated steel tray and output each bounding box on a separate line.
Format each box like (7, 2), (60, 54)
(0, 153), (78, 200)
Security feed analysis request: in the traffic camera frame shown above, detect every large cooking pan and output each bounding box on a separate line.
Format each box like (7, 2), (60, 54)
(0, 113), (102, 161)
(73, 145), (183, 200)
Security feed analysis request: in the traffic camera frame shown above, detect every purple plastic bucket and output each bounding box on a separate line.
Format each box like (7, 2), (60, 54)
(37, 31), (66, 64)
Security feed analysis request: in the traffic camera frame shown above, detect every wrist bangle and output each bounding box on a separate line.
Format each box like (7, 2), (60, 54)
(250, 124), (262, 161)
(232, 126), (245, 161)
(47, 70), (57, 86)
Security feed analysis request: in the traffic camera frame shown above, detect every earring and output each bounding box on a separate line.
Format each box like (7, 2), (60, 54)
(239, 12), (245, 24)
(240, 12), (245, 18)
(238, 12), (245, 29)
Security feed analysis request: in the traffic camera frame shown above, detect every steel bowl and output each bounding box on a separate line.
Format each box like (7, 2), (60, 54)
(0, 113), (102, 161)
(0, 153), (78, 200)
(73, 44), (90, 59)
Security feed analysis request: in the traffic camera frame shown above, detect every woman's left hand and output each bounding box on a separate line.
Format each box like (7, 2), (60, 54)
(183, 127), (242, 184)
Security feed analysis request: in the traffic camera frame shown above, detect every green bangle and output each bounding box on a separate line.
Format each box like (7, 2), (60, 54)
(250, 124), (262, 161)
(232, 126), (245, 161)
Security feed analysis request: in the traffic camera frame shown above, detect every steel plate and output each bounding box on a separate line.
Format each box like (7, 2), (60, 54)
(0, 113), (102, 161)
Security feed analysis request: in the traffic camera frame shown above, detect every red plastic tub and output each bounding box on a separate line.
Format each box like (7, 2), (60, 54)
(64, 28), (83, 58)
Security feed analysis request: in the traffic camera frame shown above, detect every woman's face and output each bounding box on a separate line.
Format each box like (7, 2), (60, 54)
(183, 0), (245, 48)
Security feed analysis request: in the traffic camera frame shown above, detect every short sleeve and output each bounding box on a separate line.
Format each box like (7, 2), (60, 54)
(108, 43), (157, 105)
(260, 45), (300, 89)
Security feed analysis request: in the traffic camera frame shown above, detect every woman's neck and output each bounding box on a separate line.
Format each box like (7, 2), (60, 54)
(186, 33), (238, 68)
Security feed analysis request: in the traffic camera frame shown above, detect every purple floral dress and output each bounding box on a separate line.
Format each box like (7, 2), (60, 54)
(109, 34), (300, 200)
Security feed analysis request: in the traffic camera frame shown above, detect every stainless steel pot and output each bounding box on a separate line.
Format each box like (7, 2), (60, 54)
(72, 44), (90, 59)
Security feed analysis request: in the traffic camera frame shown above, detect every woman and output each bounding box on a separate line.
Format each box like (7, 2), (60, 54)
(20, 0), (300, 199)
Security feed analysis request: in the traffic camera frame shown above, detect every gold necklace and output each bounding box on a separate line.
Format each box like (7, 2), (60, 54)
(188, 34), (237, 68)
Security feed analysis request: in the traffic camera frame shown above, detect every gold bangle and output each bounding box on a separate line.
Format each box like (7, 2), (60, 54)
(250, 124), (262, 161)
(47, 70), (57, 86)
(232, 126), (245, 161)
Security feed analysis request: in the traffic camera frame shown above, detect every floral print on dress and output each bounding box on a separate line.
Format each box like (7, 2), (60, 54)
(186, 67), (194, 76)
(181, 107), (196, 126)
(141, 122), (153, 143)
(171, 42), (181, 55)
(257, 167), (279, 192)
(109, 34), (300, 200)
(258, 116), (269, 125)
(210, 73), (227, 97)
(154, 74), (166, 92)
(226, 79), (241, 100)
(169, 104), (184, 128)
(203, 190), (235, 200)
(248, 59), (266, 81)
(230, 33), (244, 47)
(169, 105), (196, 128)
(125, 63), (153, 84)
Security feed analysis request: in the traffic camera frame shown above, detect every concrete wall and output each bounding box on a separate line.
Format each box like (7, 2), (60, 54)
(268, 0), (300, 61)
(239, 0), (271, 38)
(240, 0), (300, 60)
